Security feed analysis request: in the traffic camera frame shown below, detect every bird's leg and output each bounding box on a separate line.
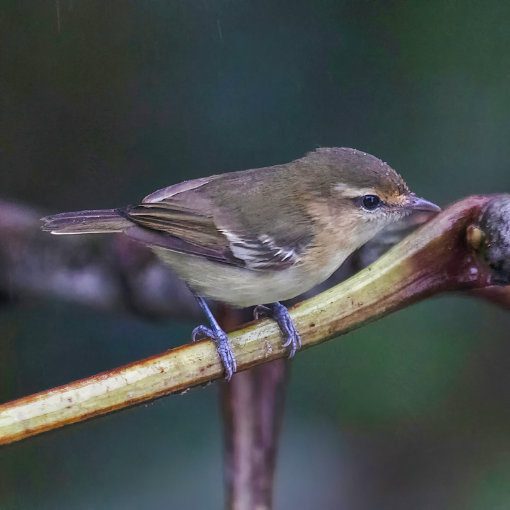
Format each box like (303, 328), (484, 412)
(191, 294), (237, 381)
(254, 302), (302, 358)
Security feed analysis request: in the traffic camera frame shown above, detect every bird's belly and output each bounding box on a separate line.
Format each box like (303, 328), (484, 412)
(152, 248), (347, 307)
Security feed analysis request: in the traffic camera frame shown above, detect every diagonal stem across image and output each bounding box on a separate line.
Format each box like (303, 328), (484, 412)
(0, 194), (508, 447)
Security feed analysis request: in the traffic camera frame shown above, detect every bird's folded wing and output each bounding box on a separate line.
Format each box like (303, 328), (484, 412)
(124, 201), (313, 271)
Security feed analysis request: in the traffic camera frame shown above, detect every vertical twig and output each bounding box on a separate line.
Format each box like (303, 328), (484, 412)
(219, 307), (289, 510)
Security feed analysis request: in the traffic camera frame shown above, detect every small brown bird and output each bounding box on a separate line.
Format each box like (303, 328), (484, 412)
(42, 148), (439, 379)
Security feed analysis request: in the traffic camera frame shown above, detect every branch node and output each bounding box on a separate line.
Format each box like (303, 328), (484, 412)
(477, 194), (510, 284)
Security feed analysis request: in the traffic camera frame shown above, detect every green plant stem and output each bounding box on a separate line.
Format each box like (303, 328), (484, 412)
(0, 195), (508, 446)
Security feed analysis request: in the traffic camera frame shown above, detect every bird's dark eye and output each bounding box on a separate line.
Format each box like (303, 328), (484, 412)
(361, 194), (381, 211)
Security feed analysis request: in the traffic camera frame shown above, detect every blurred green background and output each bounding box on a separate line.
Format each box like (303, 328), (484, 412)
(1, 1), (510, 508)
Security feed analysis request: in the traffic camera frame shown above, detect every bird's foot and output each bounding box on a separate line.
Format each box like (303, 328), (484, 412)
(192, 325), (237, 381)
(254, 302), (302, 358)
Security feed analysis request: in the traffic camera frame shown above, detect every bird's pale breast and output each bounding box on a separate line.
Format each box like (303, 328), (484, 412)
(152, 245), (352, 307)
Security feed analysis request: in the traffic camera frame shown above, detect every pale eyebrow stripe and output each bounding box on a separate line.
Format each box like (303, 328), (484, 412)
(333, 183), (377, 198)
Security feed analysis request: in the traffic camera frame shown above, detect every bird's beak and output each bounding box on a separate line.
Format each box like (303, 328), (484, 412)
(405, 194), (441, 213)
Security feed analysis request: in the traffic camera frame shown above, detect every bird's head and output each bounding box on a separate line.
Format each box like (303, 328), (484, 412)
(302, 147), (440, 249)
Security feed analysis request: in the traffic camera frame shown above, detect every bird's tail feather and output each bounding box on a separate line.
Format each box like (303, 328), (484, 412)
(41, 209), (131, 235)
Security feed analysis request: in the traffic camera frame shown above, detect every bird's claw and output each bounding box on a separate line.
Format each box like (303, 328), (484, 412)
(253, 304), (271, 320)
(191, 324), (237, 380)
(273, 302), (301, 358)
(254, 302), (302, 358)
(191, 325), (210, 343)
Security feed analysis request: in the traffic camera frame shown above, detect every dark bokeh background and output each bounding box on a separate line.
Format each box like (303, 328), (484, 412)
(1, 2), (510, 508)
